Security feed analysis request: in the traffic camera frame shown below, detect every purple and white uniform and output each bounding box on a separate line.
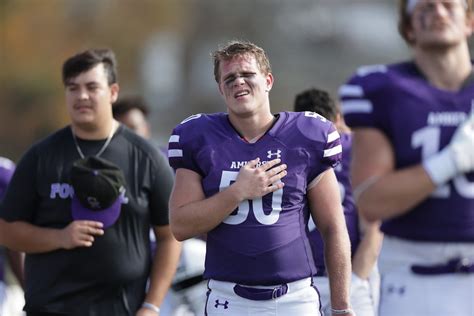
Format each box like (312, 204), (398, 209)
(309, 134), (378, 316)
(340, 62), (474, 316)
(0, 157), (17, 312)
(341, 62), (474, 242)
(0, 157), (15, 201)
(168, 111), (341, 286)
(0, 157), (15, 283)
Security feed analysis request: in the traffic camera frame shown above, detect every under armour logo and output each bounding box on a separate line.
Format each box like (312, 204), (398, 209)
(214, 300), (229, 309)
(267, 149), (282, 159)
(87, 196), (101, 209)
(387, 284), (406, 296)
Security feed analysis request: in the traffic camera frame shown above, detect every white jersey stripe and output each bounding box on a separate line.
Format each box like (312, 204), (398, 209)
(338, 85), (363, 98)
(341, 99), (373, 114)
(169, 135), (180, 143)
(356, 64), (387, 77)
(327, 130), (340, 143)
(168, 149), (183, 158)
(323, 145), (342, 157)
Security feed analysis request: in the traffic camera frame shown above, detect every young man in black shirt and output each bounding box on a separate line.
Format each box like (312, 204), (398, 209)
(0, 48), (181, 316)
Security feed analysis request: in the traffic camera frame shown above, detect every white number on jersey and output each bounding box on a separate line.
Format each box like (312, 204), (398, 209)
(219, 170), (283, 225)
(180, 114), (202, 124)
(304, 111), (327, 122)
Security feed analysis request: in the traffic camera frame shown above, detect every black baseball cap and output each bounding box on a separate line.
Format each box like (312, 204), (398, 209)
(70, 157), (126, 228)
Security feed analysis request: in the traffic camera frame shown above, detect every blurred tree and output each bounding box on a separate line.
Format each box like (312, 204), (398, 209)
(0, 0), (186, 160)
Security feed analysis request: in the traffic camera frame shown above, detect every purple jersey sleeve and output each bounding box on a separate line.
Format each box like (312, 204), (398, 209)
(168, 112), (341, 285)
(168, 114), (208, 175)
(0, 157), (15, 281)
(308, 133), (360, 273)
(0, 157), (15, 200)
(339, 62), (474, 242)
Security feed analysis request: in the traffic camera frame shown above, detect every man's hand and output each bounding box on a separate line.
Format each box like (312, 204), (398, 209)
(450, 113), (474, 174)
(233, 158), (287, 200)
(424, 113), (474, 185)
(59, 220), (104, 249)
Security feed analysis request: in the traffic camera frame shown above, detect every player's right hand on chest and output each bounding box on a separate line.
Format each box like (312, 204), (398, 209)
(234, 157), (287, 200)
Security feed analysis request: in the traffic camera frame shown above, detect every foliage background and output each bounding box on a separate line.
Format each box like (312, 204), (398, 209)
(1, 0), (413, 160)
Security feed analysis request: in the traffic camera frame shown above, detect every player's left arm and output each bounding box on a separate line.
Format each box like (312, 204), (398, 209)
(309, 168), (352, 314)
(137, 225), (181, 316)
(351, 217), (383, 280)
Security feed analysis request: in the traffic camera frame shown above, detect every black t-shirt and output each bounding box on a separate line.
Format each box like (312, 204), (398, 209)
(0, 125), (174, 314)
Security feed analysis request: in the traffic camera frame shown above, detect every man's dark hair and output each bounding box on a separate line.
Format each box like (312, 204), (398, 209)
(293, 88), (338, 122)
(62, 48), (118, 86)
(112, 96), (150, 119)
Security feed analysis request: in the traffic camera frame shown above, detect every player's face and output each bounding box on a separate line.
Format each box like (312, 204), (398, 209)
(217, 54), (273, 118)
(65, 63), (118, 131)
(408, 0), (473, 48)
(116, 108), (150, 139)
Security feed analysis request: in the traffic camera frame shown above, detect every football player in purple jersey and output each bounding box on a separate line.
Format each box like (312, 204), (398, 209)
(339, 1), (474, 315)
(113, 97), (208, 316)
(113, 96), (152, 139)
(168, 40), (353, 315)
(294, 88), (383, 316)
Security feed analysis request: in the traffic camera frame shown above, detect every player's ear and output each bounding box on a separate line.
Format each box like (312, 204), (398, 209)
(406, 27), (415, 43)
(465, 12), (474, 37)
(110, 83), (120, 103)
(218, 82), (224, 96)
(265, 73), (274, 92)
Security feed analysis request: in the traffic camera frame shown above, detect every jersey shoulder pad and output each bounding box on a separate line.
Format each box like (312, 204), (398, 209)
(340, 62), (413, 100)
(289, 112), (342, 168)
(168, 113), (226, 171)
(339, 64), (389, 99)
(169, 113), (220, 143)
(289, 111), (335, 143)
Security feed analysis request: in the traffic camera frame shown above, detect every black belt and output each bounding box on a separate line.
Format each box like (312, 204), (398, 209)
(411, 258), (474, 275)
(233, 284), (288, 301)
(172, 274), (204, 291)
(315, 267), (326, 277)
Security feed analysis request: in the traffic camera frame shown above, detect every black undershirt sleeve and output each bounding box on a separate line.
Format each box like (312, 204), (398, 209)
(148, 147), (174, 226)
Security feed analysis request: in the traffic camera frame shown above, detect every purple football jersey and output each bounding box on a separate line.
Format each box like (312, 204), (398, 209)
(0, 157), (15, 200)
(0, 156), (15, 281)
(340, 62), (474, 242)
(168, 112), (341, 285)
(308, 133), (360, 274)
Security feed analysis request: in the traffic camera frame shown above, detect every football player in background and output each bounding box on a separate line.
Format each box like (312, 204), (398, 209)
(339, 0), (474, 315)
(113, 97), (208, 316)
(168, 40), (353, 315)
(294, 87), (383, 316)
(0, 157), (25, 316)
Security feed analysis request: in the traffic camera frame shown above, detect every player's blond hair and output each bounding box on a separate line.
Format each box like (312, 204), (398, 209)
(212, 40), (272, 83)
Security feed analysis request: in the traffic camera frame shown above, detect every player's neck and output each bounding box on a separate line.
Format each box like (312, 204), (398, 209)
(229, 111), (276, 142)
(71, 119), (118, 140)
(414, 44), (472, 91)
